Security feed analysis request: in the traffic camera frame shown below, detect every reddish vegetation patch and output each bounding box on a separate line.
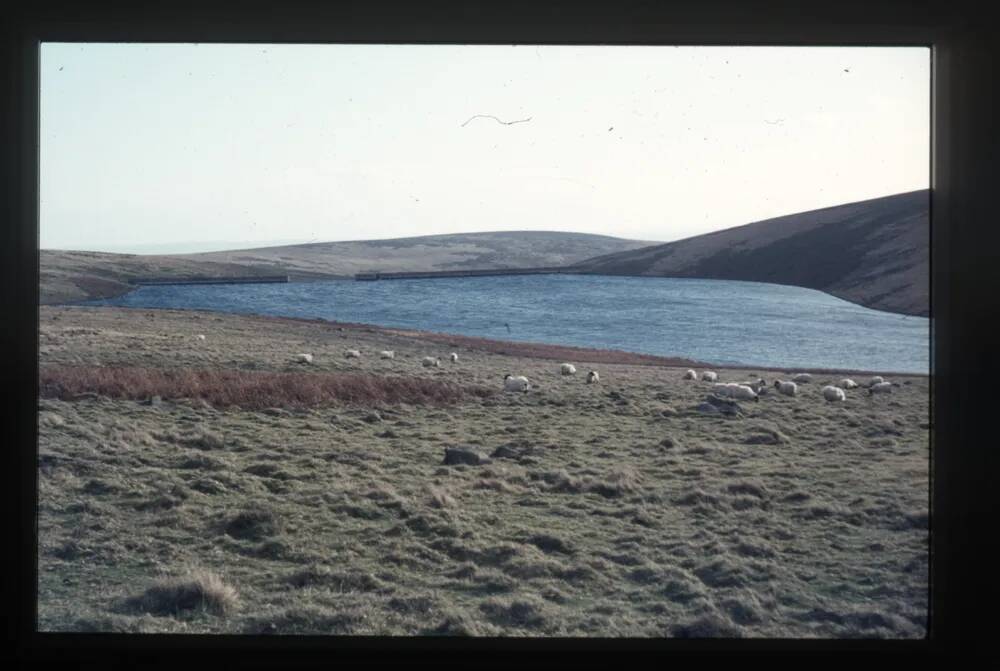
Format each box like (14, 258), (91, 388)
(39, 365), (496, 409)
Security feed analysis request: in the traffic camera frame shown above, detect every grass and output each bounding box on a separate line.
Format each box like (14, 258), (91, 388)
(39, 365), (497, 409)
(124, 568), (239, 617)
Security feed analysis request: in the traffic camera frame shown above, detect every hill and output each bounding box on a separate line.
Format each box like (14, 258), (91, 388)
(40, 231), (656, 304)
(571, 191), (929, 317)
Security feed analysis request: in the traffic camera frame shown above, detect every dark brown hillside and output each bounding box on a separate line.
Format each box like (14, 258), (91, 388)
(572, 190), (929, 316)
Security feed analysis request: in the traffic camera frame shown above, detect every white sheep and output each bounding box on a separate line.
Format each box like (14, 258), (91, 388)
(822, 385), (846, 402)
(683, 369), (698, 380)
(714, 382), (759, 402)
(450, 352), (459, 363)
(503, 374), (530, 392)
(195, 334), (206, 341)
(734, 379), (768, 393)
(868, 376), (885, 388)
(560, 363), (577, 375)
(296, 353), (314, 364)
(701, 371), (718, 382)
(586, 371), (600, 384)
(792, 373), (813, 383)
(869, 381), (893, 395)
(838, 378), (859, 389)
(379, 350), (395, 359)
(422, 356), (441, 368)
(774, 380), (798, 397)
(346, 349), (361, 358)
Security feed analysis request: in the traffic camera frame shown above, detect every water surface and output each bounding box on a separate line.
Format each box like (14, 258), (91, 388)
(86, 275), (929, 373)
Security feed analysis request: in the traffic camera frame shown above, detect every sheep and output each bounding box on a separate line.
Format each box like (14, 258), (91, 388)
(503, 374), (530, 392)
(701, 371), (718, 382)
(867, 375), (885, 388)
(822, 385), (846, 402)
(586, 371), (600, 384)
(560, 363), (577, 375)
(296, 353), (313, 364)
(713, 382), (759, 402)
(838, 378), (859, 389)
(734, 379), (768, 393)
(379, 350), (395, 359)
(792, 373), (812, 383)
(774, 380), (798, 397)
(712, 382), (733, 396)
(345, 350), (361, 358)
(683, 369), (698, 380)
(195, 334), (206, 341)
(868, 381), (893, 395)
(450, 352), (459, 363)
(422, 356), (441, 368)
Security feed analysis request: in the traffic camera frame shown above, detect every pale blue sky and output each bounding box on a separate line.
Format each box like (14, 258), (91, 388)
(40, 43), (929, 253)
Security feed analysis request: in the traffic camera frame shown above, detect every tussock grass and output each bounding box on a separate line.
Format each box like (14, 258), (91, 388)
(224, 507), (283, 541)
(40, 365), (496, 409)
(125, 568), (238, 616)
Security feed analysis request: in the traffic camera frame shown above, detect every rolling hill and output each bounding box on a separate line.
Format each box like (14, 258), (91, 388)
(40, 231), (657, 304)
(571, 190), (929, 316)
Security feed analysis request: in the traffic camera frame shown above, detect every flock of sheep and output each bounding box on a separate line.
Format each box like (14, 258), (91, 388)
(683, 368), (898, 403)
(194, 333), (897, 401)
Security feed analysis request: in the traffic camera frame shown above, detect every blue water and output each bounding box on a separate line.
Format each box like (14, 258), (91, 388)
(85, 275), (930, 374)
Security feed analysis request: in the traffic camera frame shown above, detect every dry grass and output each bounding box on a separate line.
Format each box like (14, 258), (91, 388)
(39, 365), (496, 409)
(36, 306), (930, 638)
(125, 568), (239, 616)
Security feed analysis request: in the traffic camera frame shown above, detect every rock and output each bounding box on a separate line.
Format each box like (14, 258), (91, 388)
(363, 411), (383, 424)
(443, 447), (491, 466)
(704, 395), (743, 416)
(660, 407), (678, 417)
(143, 395), (162, 407)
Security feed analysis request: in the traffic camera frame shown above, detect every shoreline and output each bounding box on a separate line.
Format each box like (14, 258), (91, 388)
(43, 273), (930, 319)
(43, 303), (930, 378)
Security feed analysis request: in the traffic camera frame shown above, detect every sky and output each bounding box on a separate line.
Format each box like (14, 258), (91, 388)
(40, 43), (929, 254)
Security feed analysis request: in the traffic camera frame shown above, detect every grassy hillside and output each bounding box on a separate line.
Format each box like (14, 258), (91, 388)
(40, 232), (656, 305)
(185, 231), (657, 278)
(572, 191), (929, 317)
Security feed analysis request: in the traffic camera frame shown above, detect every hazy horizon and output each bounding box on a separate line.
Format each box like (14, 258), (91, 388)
(41, 43), (929, 254)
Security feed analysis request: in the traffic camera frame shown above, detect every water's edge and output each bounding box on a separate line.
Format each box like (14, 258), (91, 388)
(47, 302), (928, 378)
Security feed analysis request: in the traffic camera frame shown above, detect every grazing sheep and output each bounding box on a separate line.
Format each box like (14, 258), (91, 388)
(296, 353), (313, 364)
(450, 352), (459, 363)
(774, 380), (798, 397)
(195, 334), (206, 341)
(868, 375), (885, 388)
(822, 385), (847, 402)
(838, 378), (859, 389)
(346, 350), (361, 358)
(792, 373), (813, 383)
(714, 382), (759, 402)
(422, 356), (441, 368)
(586, 371), (600, 384)
(734, 379), (768, 394)
(560, 363), (577, 375)
(379, 350), (395, 359)
(683, 369), (698, 380)
(503, 374), (530, 392)
(869, 381), (893, 395)
(702, 371), (718, 382)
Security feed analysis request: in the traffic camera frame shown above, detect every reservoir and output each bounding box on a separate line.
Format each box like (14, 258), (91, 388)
(85, 274), (930, 374)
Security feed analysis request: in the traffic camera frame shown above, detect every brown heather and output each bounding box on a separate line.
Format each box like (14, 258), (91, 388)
(39, 365), (496, 409)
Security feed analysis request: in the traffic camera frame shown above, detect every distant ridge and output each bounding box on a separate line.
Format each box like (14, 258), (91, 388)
(571, 191), (929, 317)
(40, 231), (655, 304)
